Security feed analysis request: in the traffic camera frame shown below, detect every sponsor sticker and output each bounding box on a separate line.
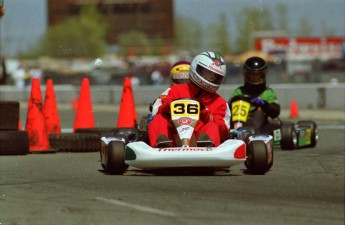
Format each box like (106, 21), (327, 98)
(158, 148), (212, 152)
(178, 117), (192, 125)
(214, 59), (221, 66)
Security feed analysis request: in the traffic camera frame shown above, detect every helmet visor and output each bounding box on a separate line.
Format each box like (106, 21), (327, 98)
(244, 72), (265, 84)
(172, 72), (189, 84)
(196, 65), (224, 85)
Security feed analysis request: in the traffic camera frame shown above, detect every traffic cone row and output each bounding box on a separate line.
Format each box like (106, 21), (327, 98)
(43, 79), (61, 134)
(117, 77), (137, 128)
(24, 76), (137, 153)
(73, 78), (95, 132)
(289, 99), (299, 119)
(24, 78), (61, 153)
(25, 78), (51, 152)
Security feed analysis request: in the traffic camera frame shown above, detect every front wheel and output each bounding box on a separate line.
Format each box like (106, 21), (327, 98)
(105, 140), (129, 175)
(245, 140), (269, 175)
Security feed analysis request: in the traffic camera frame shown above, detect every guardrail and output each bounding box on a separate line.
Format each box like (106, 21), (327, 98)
(1, 83), (344, 109)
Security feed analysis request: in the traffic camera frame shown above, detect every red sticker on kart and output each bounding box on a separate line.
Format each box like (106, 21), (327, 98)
(178, 117), (192, 125)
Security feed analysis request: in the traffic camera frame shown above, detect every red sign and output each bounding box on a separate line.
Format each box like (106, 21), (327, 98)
(255, 37), (345, 60)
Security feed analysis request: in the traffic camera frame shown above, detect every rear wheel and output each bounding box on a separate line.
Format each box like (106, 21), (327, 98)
(296, 120), (318, 147)
(281, 122), (297, 150)
(105, 140), (128, 175)
(245, 140), (269, 175)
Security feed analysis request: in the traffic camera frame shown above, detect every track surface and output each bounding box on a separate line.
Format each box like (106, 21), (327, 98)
(0, 127), (344, 225)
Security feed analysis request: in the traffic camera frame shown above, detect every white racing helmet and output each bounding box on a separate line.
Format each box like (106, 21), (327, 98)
(189, 51), (226, 93)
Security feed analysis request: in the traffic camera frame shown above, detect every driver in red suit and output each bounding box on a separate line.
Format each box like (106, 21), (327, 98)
(148, 51), (230, 147)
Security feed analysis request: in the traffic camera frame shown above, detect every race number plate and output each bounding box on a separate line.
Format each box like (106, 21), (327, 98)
(231, 100), (250, 123)
(171, 99), (200, 119)
(170, 99), (200, 141)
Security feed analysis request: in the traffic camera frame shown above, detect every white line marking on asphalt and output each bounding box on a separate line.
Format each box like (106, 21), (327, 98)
(95, 197), (177, 217)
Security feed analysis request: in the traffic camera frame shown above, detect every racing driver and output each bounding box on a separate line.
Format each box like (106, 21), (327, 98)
(148, 51), (231, 148)
(150, 60), (191, 119)
(229, 56), (280, 133)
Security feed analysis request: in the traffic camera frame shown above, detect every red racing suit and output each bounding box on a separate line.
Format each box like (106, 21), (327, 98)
(148, 83), (231, 147)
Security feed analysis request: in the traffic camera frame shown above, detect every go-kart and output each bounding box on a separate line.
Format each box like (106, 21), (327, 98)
(229, 95), (318, 150)
(100, 98), (272, 175)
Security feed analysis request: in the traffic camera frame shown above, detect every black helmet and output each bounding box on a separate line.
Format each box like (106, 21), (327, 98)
(243, 56), (268, 85)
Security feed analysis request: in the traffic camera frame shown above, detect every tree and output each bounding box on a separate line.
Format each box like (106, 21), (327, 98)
(207, 14), (232, 54)
(35, 5), (107, 58)
(235, 7), (274, 52)
(295, 17), (314, 36)
(174, 16), (202, 53)
(321, 19), (336, 36)
(117, 30), (150, 56)
(276, 3), (289, 34)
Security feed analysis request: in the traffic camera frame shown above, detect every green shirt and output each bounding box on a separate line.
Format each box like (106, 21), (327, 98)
(230, 86), (280, 112)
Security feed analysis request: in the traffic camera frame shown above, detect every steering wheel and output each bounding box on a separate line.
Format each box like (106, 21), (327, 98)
(229, 94), (258, 112)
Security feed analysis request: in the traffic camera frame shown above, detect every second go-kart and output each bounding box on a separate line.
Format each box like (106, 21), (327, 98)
(229, 95), (318, 150)
(100, 98), (272, 175)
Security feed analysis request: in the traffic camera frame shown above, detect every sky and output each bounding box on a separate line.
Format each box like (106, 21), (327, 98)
(0, 0), (344, 56)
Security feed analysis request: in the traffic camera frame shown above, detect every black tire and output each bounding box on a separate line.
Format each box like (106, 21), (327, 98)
(75, 128), (119, 135)
(49, 133), (100, 152)
(0, 130), (29, 155)
(245, 140), (269, 175)
(267, 147), (274, 170)
(296, 120), (318, 148)
(105, 140), (128, 175)
(281, 122), (297, 150)
(0, 101), (19, 130)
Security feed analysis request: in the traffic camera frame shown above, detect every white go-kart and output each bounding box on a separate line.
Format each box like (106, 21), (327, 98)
(100, 99), (272, 175)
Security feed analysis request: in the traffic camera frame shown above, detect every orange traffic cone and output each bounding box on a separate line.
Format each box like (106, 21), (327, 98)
(25, 78), (50, 152)
(43, 79), (61, 134)
(117, 77), (137, 128)
(71, 97), (78, 111)
(73, 78), (95, 132)
(290, 100), (299, 119)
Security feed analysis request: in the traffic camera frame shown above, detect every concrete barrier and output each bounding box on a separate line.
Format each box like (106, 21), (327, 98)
(1, 83), (344, 109)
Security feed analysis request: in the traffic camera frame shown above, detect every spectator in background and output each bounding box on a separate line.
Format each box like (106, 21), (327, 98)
(29, 64), (43, 82)
(150, 65), (164, 86)
(12, 63), (26, 89)
(130, 73), (140, 87)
